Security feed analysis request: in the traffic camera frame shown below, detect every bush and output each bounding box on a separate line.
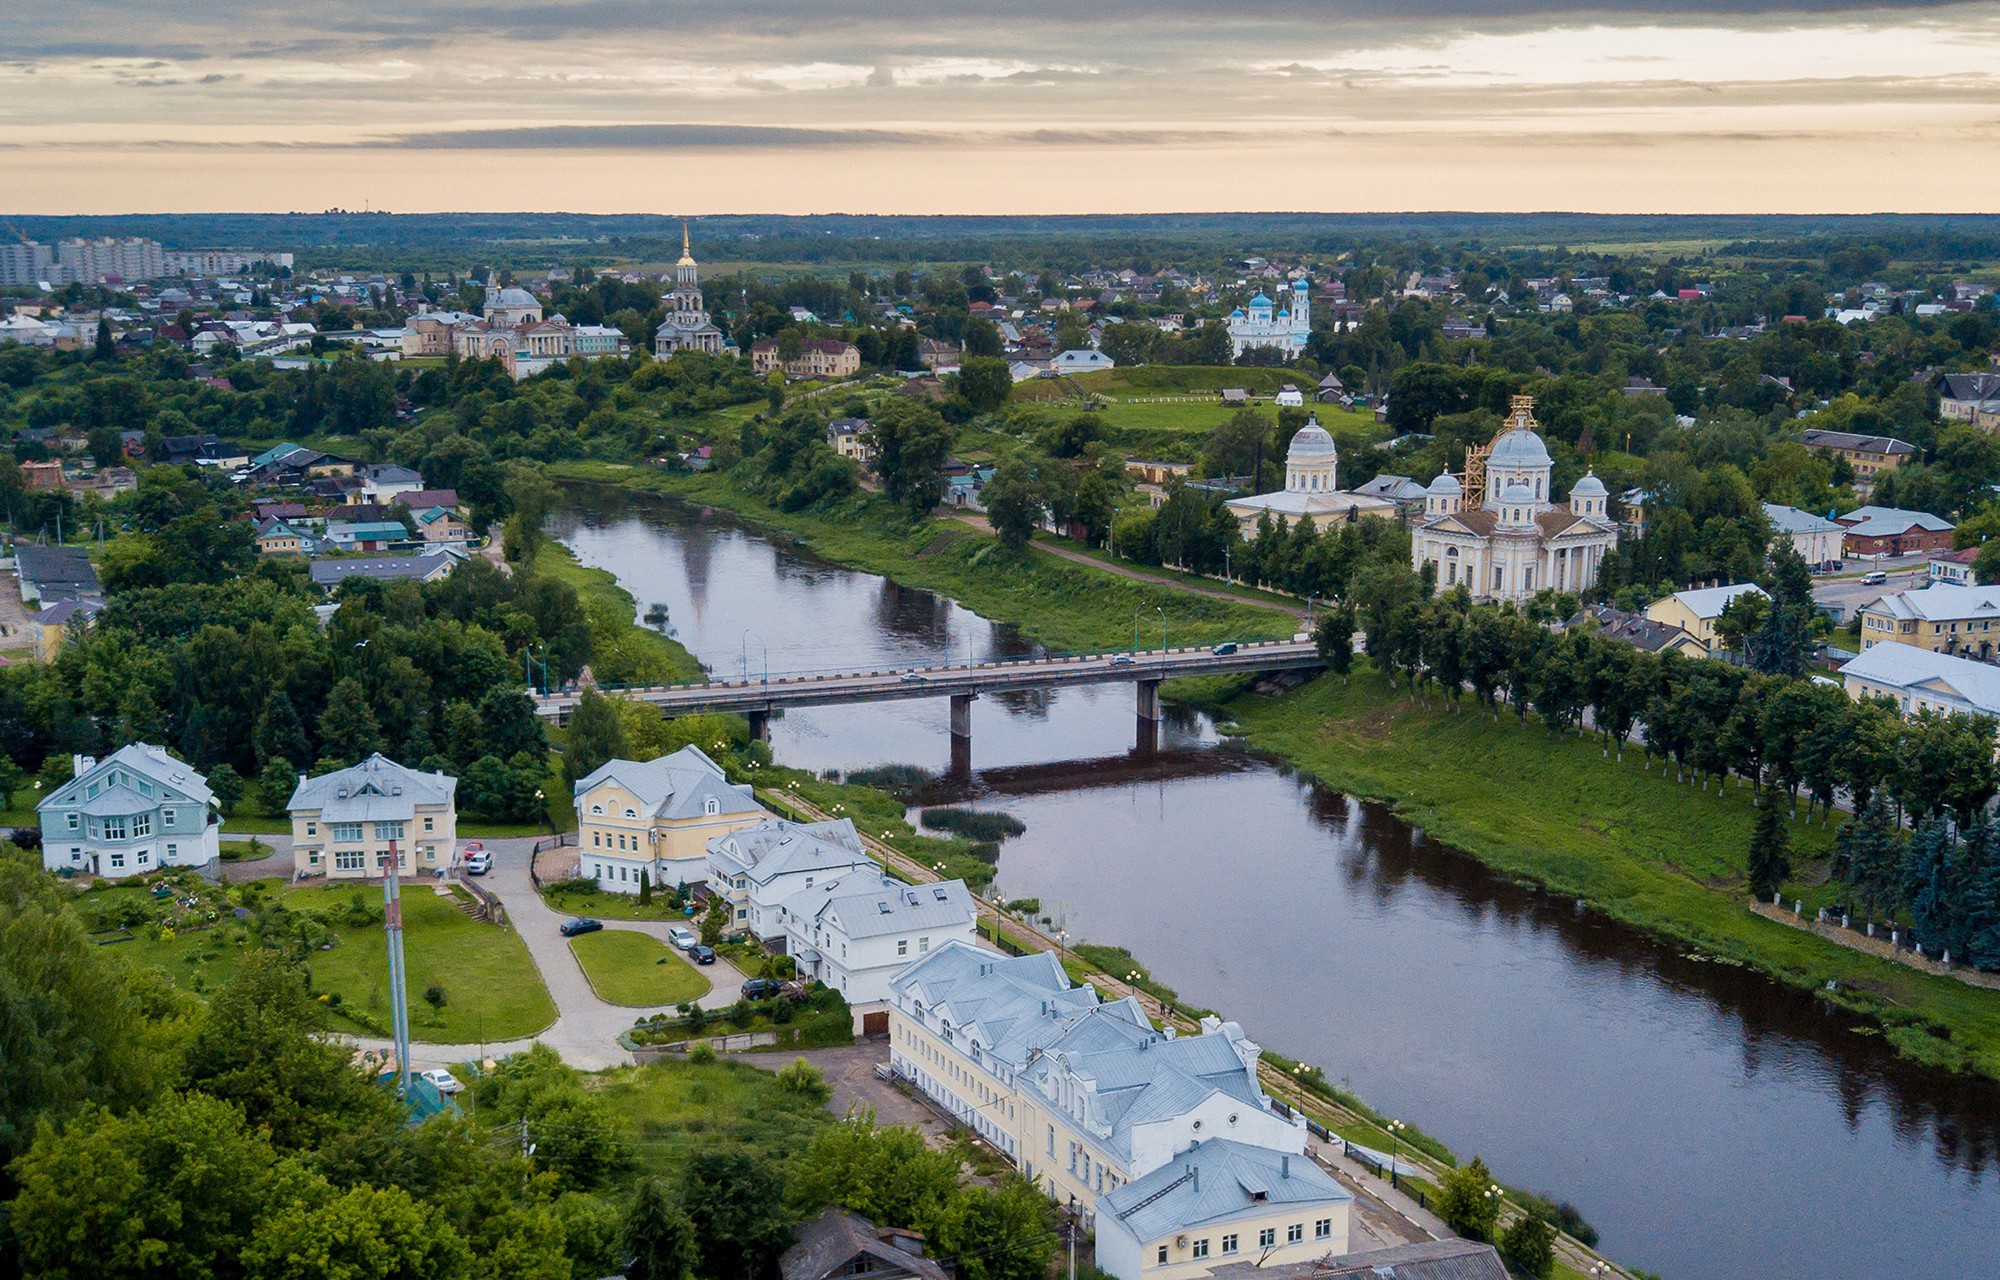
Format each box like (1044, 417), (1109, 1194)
(423, 983), (448, 1010)
(1501, 1210), (1555, 1278)
(919, 807), (1026, 842)
(845, 764), (938, 800)
(686, 1042), (718, 1065)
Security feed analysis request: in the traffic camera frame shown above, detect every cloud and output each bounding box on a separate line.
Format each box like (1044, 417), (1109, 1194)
(363, 123), (933, 148)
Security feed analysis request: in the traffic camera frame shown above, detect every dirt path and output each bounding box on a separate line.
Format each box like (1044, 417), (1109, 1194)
(944, 513), (1307, 621)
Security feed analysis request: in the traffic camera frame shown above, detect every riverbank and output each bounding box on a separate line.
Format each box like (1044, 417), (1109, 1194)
(1210, 665), (2000, 1080)
(547, 462), (1297, 651)
(531, 536), (707, 685)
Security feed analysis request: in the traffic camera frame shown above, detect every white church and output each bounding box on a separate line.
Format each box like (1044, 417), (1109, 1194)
(1227, 277), (1312, 358)
(1223, 414), (1398, 536)
(1410, 395), (1619, 602)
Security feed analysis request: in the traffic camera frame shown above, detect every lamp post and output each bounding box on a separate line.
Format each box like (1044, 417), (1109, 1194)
(1157, 606), (1167, 661)
(1131, 608), (1142, 655)
(1385, 1119), (1407, 1188)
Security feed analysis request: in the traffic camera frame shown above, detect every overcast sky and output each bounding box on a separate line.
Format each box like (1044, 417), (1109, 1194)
(4, 0), (1998, 214)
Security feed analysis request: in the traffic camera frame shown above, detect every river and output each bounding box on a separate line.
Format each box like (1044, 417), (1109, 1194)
(550, 485), (2000, 1280)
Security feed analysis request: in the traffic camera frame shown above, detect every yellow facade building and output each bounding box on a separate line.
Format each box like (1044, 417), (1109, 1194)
(288, 754), (458, 879)
(1858, 584), (2000, 661)
(1644, 584), (1767, 655)
(572, 745), (768, 893)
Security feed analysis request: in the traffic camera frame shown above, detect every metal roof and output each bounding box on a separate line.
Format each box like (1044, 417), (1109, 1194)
(1840, 640), (2000, 717)
(574, 745), (762, 822)
(1100, 1139), (1350, 1243)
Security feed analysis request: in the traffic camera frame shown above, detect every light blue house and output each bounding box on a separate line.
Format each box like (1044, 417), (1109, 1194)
(37, 744), (221, 877)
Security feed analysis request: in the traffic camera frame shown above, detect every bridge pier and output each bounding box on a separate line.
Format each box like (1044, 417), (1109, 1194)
(1135, 679), (1162, 722)
(746, 708), (771, 742)
(948, 694), (976, 778)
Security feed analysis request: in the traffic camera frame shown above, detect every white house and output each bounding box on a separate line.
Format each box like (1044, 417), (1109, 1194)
(1838, 640), (2000, 720)
(1051, 349), (1115, 374)
(704, 817), (877, 932)
(288, 754), (458, 880)
(37, 745), (220, 876)
(771, 870), (975, 1007)
(1762, 502), (1844, 568)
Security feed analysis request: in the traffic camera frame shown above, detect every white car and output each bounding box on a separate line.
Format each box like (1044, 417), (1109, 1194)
(463, 849), (492, 875)
(418, 1068), (464, 1095)
(668, 925), (698, 950)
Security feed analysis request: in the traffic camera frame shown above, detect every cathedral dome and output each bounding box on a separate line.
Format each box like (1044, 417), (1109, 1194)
(1488, 427), (1553, 468)
(1287, 419), (1337, 462)
(1249, 292), (1272, 307)
(1426, 471), (1462, 496)
(489, 286), (538, 309)
(1498, 481), (1536, 504)
(1571, 470), (1608, 498)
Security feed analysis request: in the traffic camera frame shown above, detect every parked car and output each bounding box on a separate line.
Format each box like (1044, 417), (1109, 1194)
(417, 1068), (464, 1095)
(463, 847), (491, 875)
(560, 917), (603, 937)
(688, 944), (717, 965)
(667, 925), (698, 950)
(742, 978), (785, 1000)
(1212, 641), (1239, 655)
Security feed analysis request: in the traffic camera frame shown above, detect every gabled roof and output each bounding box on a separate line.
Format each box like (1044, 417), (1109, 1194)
(785, 872), (974, 940)
(1802, 429), (1915, 456)
(1762, 502), (1841, 535)
(1665, 582), (1765, 620)
(15, 545), (100, 594)
(1864, 583), (2000, 623)
(1839, 506), (1954, 537)
(781, 1209), (948, 1280)
(711, 817), (869, 884)
(574, 745), (762, 822)
(1099, 1139), (1350, 1243)
(287, 753), (455, 821)
(41, 743), (215, 813)
(1840, 640), (2000, 717)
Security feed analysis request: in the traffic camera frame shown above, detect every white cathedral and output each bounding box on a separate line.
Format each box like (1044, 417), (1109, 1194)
(1227, 278), (1312, 358)
(1410, 396), (1619, 602)
(652, 226), (727, 357)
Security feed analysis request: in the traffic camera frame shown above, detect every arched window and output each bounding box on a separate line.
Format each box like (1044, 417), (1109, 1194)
(705, 797), (720, 815)
(624, 808), (637, 819)
(590, 804), (603, 815)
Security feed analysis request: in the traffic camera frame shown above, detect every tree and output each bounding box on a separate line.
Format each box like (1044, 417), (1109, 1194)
(209, 761), (245, 817)
(1744, 542), (1817, 677)
(963, 319), (1003, 359)
(624, 1179), (697, 1280)
(244, 1183), (470, 1280)
(870, 401), (955, 517)
(1436, 1156), (1501, 1242)
(1501, 1209), (1556, 1278)
(258, 756), (299, 816)
(638, 870), (653, 906)
(563, 688), (629, 788)
(982, 461), (1043, 551)
(678, 1150), (794, 1280)
(318, 676), (383, 764)
(1747, 785), (1792, 899)
(94, 317), (116, 361)
(1315, 605), (1355, 682)
(255, 690), (309, 769)
(700, 891), (729, 946)
(955, 357), (1012, 413)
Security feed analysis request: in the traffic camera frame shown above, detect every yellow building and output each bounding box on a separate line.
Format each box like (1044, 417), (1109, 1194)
(573, 745), (768, 893)
(1800, 429), (1914, 482)
(1644, 583), (1766, 655)
(888, 943), (1351, 1280)
(254, 517), (313, 555)
(288, 754), (458, 879)
(751, 337), (862, 379)
(30, 599), (96, 661)
(1858, 584), (2000, 661)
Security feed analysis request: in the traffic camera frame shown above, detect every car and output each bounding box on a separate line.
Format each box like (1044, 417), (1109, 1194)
(899, 670), (926, 683)
(742, 977), (785, 1000)
(560, 917), (603, 937)
(667, 925), (698, 950)
(417, 1068), (464, 1095)
(688, 944), (717, 965)
(1111, 653), (1134, 666)
(463, 848), (492, 875)
(1212, 641), (1239, 655)
(1861, 570), (1888, 585)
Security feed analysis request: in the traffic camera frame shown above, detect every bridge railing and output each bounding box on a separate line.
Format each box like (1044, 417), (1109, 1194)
(533, 637), (1318, 701)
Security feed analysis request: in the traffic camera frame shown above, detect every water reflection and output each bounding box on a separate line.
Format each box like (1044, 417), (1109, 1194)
(552, 485), (2000, 1280)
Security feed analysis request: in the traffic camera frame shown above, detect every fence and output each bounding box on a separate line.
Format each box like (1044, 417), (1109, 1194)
(459, 878), (505, 925)
(527, 832), (575, 888)
(625, 1029), (780, 1062)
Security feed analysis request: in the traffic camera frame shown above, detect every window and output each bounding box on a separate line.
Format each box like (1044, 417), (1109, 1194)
(67, 813), (79, 831)
(1315, 1219), (1332, 1240)
(591, 804), (604, 815)
(331, 822), (362, 842)
(919, 936), (930, 953)
(309, 849), (321, 865)
(378, 821), (405, 840)
(336, 849), (364, 871)
(424, 816), (435, 832)
(1494, 566), (1504, 590)
(133, 814), (152, 838)
(1192, 1240), (1209, 1260)
(165, 843), (178, 858)
(1258, 1229), (1276, 1249)
(898, 939), (908, 956)
(305, 821), (317, 837)
(705, 797), (720, 815)
(593, 832), (601, 847)
(624, 808), (637, 819)
(1221, 1235), (1239, 1255)
(1287, 1224), (1303, 1244)
(1156, 1247), (1168, 1266)
(110, 853), (125, 869)
(162, 808), (176, 829)
(103, 817), (126, 841)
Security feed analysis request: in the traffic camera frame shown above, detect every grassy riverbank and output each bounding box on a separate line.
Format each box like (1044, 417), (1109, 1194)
(531, 536), (707, 685)
(1210, 663), (2000, 1080)
(548, 461), (1296, 651)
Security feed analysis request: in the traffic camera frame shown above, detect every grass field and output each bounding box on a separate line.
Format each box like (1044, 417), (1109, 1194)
(591, 1056), (831, 1173)
(1218, 664), (2000, 1079)
(550, 463), (1296, 652)
(541, 880), (701, 923)
(569, 929), (711, 1007)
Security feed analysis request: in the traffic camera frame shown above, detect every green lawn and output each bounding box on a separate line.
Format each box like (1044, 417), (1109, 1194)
(591, 1056), (832, 1173)
(568, 929), (711, 1007)
(1219, 664), (2000, 1079)
(541, 881), (701, 923)
(550, 463), (1296, 652)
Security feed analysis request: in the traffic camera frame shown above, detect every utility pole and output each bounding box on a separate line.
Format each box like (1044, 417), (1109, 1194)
(383, 839), (411, 1097)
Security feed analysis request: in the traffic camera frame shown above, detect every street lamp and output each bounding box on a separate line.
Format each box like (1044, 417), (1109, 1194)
(1131, 608), (1142, 655)
(1157, 606), (1167, 659)
(1385, 1119), (1407, 1188)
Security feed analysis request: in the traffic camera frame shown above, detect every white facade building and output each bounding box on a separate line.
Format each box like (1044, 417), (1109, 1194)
(1226, 279), (1311, 359)
(37, 745), (221, 876)
(653, 228), (727, 357)
(705, 817), (877, 932)
(1221, 417), (1397, 536)
(1410, 396), (1619, 602)
(772, 870), (976, 1006)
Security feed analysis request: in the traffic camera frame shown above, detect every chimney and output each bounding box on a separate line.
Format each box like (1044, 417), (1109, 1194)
(72, 754), (95, 778)
(1281, 1155), (1290, 1179)
(1191, 1166), (1199, 1192)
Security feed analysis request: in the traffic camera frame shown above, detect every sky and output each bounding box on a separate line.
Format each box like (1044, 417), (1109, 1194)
(4, 0), (1999, 215)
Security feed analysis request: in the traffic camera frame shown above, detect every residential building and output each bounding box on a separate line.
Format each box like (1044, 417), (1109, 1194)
(411, 506), (468, 544)
(1761, 503), (1844, 568)
(392, 488), (461, 513)
(653, 229), (728, 357)
(1937, 372), (2000, 422)
(0, 241), (54, 287)
(1930, 546), (1980, 586)
(827, 418), (875, 463)
(254, 517), (316, 555)
(1410, 397), (1619, 602)
(1800, 429), (1915, 482)
(37, 744), (220, 876)
(706, 817), (876, 933)
(1051, 349), (1115, 374)
(288, 754), (458, 879)
(752, 336), (863, 379)
(1226, 279), (1311, 359)
(888, 941), (1348, 1270)
(52, 237), (166, 285)
(771, 869), (975, 1007)
(1839, 641), (2000, 720)
(30, 597), (98, 660)
(574, 746), (768, 892)
(780, 1210), (948, 1280)
(14, 545), (101, 607)
(1837, 506), (1955, 557)
(1858, 584), (2000, 659)
(361, 463), (425, 503)
(1097, 1141), (1352, 1280)
(1645, 584), (1767, 655)
(1224, 416), (1398, 537)
(1208, 1240), (1508, 1280)
(323, 521), (409, 552)
(1565, 604), (1707, 657)
(308, 551), (459, 589)
(916, 339), (962, 373)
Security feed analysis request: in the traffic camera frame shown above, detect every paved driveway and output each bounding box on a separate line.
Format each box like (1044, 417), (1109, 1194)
(345, 837), (753, 1070)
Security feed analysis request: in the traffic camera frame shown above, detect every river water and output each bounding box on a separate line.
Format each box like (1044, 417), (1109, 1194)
(551, 486), (2000, 1280)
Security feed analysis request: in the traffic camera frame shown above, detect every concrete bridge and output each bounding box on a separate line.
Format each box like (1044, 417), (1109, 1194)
(532, 638), (1323, 761)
